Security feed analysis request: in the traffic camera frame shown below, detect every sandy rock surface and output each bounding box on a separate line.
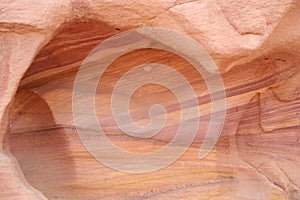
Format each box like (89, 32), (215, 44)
(0, 0), (299, 199)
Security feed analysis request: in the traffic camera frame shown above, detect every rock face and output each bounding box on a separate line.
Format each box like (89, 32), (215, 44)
(0, 0), (300, 199)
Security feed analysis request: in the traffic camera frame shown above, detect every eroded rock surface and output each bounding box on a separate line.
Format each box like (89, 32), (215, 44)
(0, 0), (299, 199)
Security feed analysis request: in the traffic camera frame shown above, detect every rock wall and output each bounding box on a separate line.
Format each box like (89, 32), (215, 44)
(0, 0), (299, 199)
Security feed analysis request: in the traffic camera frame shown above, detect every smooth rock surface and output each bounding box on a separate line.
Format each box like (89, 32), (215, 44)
(0, 0), (299, 199)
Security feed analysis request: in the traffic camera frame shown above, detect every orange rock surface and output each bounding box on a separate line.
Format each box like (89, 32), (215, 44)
(0, 0), (299, 199)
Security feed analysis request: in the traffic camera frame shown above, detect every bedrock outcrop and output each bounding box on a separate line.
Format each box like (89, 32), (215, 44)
(0, 0), (299, 199)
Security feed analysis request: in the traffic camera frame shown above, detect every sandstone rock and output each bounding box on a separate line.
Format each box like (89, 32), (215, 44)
(0, 0), (299, 199)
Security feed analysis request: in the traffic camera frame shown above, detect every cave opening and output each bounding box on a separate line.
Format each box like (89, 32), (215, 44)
(5, 19), (215, 199)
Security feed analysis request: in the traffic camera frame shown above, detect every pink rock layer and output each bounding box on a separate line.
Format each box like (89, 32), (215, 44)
(0, 0), (300, 199)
